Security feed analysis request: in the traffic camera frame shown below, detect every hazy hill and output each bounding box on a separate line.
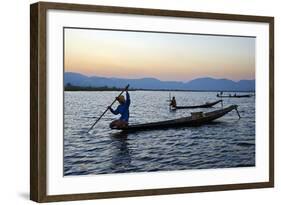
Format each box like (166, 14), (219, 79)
(64, 72), (255, 91)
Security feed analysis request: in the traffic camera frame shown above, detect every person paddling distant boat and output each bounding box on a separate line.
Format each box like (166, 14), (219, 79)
(108, 90), (130, 129)
(170, 96), (177, 109)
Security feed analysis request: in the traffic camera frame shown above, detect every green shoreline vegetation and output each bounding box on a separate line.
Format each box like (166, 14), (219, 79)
(64, 83), (255, 93)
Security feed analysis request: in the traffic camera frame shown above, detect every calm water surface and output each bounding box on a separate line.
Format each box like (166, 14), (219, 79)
(64, 91), (255, 176)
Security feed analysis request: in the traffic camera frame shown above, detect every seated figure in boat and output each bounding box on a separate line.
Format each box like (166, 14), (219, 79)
(170, 96), (177, 108)
(108, 90), (130, 129)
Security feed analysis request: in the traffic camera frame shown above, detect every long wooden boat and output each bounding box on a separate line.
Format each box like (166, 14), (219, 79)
(113, 105), (238, 132)
(216, 94), (252, 98)
(175, 100), (222, 109)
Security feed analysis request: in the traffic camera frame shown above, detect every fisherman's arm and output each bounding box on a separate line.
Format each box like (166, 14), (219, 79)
(125, 91), (130, 106)
(108, 106), (119, 115)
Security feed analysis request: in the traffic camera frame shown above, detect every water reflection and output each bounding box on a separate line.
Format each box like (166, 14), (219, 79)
(109, 132), (132, 173)
(110, 131), (129, 139)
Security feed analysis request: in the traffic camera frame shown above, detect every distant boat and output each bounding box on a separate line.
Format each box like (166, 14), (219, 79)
(173, 100), (222, 110)
(216, 93), (252, 98)
(112, 105), (238, 132)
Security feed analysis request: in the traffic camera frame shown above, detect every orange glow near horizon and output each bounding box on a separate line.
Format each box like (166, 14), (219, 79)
(64, 28), (255, 82)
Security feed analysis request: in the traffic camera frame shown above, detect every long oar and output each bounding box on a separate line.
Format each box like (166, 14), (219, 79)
(169, 92), (171, 111)
(235, 107), (241, 119)
(87, 84), (129, 133)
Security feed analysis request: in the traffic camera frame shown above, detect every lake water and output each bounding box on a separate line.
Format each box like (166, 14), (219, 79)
(64, 91), (255, 176)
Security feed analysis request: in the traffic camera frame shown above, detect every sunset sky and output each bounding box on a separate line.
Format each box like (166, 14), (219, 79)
(64, 28), (255, 82)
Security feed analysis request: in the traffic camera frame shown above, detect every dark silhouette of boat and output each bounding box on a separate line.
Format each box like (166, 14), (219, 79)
(174, 100), (222, 109)
(112, 105), (239, 132)
(216, 93), (252, 98)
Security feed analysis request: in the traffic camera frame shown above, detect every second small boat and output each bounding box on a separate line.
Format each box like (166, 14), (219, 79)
(173, 100), (223, 110)
(216, 94), (252, 98)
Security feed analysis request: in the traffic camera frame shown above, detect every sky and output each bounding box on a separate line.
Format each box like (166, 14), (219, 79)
(64, 28), (255, 82)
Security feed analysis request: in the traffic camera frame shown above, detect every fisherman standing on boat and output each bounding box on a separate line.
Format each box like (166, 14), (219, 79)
(108, 90), (130, 129)
(217, 91), (223, 97)
(170, 96), (177, 108)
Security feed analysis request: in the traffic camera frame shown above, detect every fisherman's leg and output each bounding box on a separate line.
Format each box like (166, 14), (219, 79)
(117, 120), (128, 128)
(110, 120), (119, 128)
(111, 120), (128, 128)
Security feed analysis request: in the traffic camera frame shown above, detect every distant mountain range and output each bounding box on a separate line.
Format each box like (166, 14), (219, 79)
(64, 72), (255, 91)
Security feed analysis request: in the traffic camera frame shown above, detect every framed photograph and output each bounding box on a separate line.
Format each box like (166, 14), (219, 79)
(30, 1), (274, 202)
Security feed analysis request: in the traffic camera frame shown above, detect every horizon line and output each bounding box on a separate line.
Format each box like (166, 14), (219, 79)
(65, 71), (256, 83)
